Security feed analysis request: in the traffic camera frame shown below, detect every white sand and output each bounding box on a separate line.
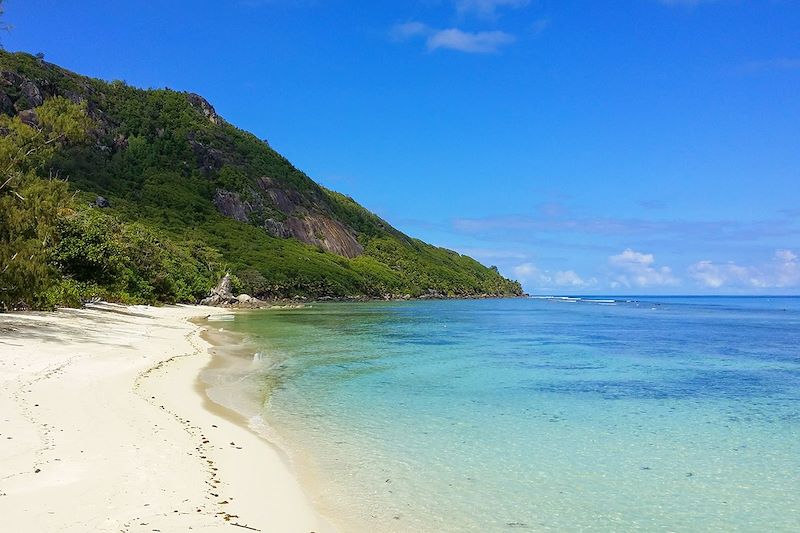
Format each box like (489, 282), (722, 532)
(0, 303), (333, 532)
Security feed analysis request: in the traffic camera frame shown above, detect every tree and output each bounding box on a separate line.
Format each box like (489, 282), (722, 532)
(0, 97), (91, 309)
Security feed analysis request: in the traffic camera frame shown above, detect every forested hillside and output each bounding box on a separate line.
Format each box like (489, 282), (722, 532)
(0, 51), (522, 309)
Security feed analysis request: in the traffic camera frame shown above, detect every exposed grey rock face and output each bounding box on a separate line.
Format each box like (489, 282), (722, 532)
(1, 70), (80, 118)
(200, 273), (236, 306)
(18, 109), (38, 127)
(95, 196), (110, 208)
(283, 214), (364, 258)
(211, 183), (365, 258)
(186, 93), (221, 125)
(256, 176), (304, 214)
(62, 90), (85, 105)
(199, 277), (266, 307)
(263, 218), (291, 239)
(189, 138), (225, 175)
(19, 81), (44, 108)
(253, 176), (364, 258)
(0, 90), (14, 115)
(213, 190), (253, 222)
(0, 70), (25, 87)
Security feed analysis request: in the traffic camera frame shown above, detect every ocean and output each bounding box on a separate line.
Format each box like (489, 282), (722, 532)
(202, 297), (800, 532)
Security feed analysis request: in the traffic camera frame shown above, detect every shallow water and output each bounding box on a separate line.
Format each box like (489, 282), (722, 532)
(215, 297), (800, 532)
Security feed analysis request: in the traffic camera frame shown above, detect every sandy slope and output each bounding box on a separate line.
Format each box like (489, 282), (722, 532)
(0, 303), (332, 532)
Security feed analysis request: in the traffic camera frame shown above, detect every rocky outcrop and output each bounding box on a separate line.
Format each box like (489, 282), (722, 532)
(255, 176), (306, 214)
(19, 80), (44, 108)
(200, 274), (236, 306)
(213, 190), (252, 222)
(0, 70), (24, 88)
(212, 181), (364, 258)
(0, 90), (14, 115)
(188, 137), (225, 175)
(1, 71), (53, 114)
(186, 93), (221, 125)
(263, 218), (291, 239)
(253, 176), (364, 257)
(199, 276), (268, 308)
(17, 109), (38, 127)
(283, 214), (364, 257)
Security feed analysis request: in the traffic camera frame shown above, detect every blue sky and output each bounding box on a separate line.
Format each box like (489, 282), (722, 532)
(4, 0), (799, 294)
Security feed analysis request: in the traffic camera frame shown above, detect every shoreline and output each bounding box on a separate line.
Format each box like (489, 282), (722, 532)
(195, 313), (351, 532)
(203, 293), (529, 311)
(0, 303), (332, 532)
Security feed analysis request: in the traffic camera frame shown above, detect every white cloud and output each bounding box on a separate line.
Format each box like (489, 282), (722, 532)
(775, 249), (797, 263)
(688, 260), (752, 288)
(392, 22), (516, 54)
(458, 247), (528, 260)
(391, 21), (431, 40)
(455, 0), (530, 18)
(775, 249), (800, 287)
(610, 249), (655, 267)
(554, 270), (589, 287)
(427, 28), (516, 53)
(512, 263), (595, 290)
(689, 249), (800, 289)
(609, 248), (679, 288)
(513, 262), (541, 279)
(530, 18), (551, 35)
(392, 0), (529, 54)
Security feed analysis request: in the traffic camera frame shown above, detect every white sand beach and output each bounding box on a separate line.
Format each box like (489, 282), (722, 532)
(0, 303), (332, 532)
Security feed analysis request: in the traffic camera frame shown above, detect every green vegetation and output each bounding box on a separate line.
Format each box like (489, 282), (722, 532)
(0, 97), (90, 308)
(0, 50), (522, 310)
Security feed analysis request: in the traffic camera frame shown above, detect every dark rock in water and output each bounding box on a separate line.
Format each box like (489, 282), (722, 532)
(95, 196), (110, 208)
(200, 273), (237, 306)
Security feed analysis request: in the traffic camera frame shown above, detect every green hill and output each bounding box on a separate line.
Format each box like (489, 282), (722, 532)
(0, 50), (522, 308)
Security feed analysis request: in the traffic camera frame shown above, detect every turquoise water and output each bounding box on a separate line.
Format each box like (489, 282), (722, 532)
(215, 297), (800, 532)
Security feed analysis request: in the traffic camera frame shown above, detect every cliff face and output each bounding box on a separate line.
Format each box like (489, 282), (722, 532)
(0, 50), (523, 298)
(212, 177), (364, 258)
